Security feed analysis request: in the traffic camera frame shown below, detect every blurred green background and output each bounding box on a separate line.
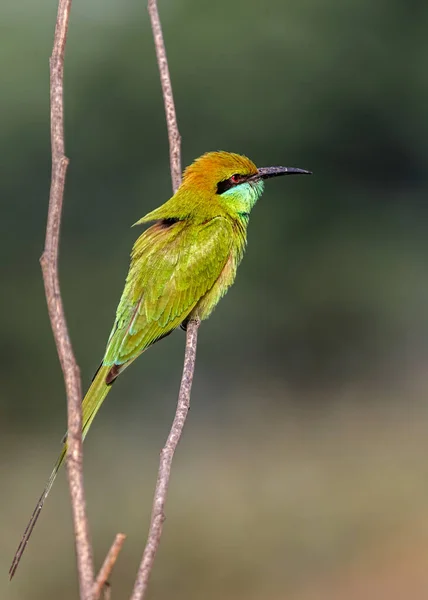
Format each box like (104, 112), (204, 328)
(3, 0), (428, 598)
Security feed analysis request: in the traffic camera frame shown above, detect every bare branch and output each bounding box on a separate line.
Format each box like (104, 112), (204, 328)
(148, 0), (181, 192)
(93, 534), (127, 599)
(130, 319), (200, 600)
(40, 0), (94, 596)
(129, 6), (199, 597)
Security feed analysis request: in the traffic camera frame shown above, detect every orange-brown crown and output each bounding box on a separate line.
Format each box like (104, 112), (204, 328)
(181, 151), (258, 192)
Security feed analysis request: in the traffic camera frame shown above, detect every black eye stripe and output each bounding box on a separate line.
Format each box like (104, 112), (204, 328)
(216, 174), (248, 195)
(216, 179), (234, 194)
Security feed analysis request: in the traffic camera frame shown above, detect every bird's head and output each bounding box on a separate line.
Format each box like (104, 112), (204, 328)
(136, 151), (311, 226)
(181, 151), (311, 219)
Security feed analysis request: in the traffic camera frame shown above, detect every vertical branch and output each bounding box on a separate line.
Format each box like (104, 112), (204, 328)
(130, 4), (201, 598)
(40, 0), (94, 597)
(130, 320), (200, 600)
(148, 0), (181, 193)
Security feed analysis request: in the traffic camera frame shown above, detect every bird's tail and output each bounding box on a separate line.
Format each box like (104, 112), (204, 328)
(9, 365), (112, 579)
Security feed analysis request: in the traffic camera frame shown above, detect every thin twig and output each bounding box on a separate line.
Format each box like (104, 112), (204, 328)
(93, 534), (127, 599)
(40, 0), (94, 597)
(148, 0), (181, 193)
(130, 319), (200, 600)
(102, 582), (112, 600)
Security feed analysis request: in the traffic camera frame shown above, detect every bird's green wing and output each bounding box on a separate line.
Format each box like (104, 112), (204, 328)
(103, 216), (233, 369)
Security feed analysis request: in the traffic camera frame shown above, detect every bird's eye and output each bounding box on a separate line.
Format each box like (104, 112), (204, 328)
(231, 174), (240, 184)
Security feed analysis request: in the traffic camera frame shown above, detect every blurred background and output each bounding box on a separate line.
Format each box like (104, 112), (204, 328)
(2, 0), (428, 598)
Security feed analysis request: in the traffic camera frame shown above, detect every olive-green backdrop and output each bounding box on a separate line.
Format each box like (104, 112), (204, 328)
(2, 1), (428, 598)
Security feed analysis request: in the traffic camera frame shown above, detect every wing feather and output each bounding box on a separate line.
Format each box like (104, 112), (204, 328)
(103, 217), (232, 368)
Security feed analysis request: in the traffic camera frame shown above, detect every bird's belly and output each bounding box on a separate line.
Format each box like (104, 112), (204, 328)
(191, 253), (237, 321)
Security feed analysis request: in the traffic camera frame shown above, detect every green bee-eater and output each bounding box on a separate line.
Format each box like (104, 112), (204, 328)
(10, 151), (310, 576)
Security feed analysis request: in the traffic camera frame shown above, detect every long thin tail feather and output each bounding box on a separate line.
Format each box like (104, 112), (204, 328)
(9, 365), (113, 579)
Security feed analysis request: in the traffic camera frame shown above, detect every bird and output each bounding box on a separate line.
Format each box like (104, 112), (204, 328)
(10, 150), (311, 578)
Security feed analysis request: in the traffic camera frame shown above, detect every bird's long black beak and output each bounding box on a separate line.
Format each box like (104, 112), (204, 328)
(255, 166), (312, 180)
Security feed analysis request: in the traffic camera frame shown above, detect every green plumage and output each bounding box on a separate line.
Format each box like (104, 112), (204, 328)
(10, 151), (311, 577)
